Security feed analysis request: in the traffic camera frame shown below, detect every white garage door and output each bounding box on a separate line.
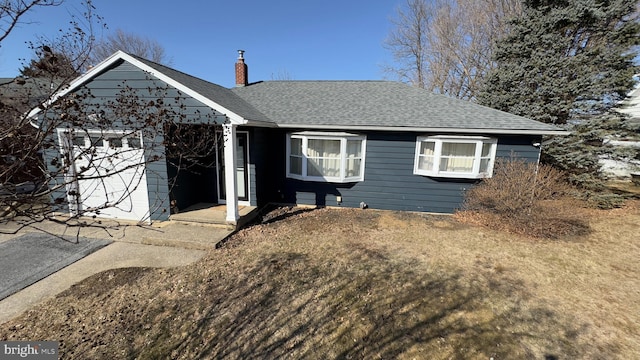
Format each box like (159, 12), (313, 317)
(61, 130), (150, 222)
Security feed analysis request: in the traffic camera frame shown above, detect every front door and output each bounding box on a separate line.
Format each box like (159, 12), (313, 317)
(218, 132), (249, 202)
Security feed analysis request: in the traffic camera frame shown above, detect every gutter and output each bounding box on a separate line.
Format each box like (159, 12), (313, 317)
(275, 124), (569, 136)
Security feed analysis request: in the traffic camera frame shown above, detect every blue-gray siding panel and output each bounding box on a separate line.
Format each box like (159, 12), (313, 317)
(249, 127), (279, 207)
(145, 133), (170, 221)
(50, 59), (230, 221)
(239, 127), (261, 207)
(276, 131), (542, 213)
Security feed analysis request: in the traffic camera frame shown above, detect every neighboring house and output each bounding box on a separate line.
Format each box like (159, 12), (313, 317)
(601, 78), (640, 178)
(1, 77), (58, 187)
(29, 51), (564, 225)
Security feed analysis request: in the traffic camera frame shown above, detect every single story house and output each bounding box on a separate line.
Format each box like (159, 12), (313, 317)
(30, 50), (565, 225)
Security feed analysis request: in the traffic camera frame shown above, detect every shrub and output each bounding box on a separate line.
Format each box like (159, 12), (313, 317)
(459, 158), (590, 239)
(463, 158), (567, 215)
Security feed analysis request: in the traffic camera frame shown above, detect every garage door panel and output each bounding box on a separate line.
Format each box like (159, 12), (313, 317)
(66, 131), (150, 222)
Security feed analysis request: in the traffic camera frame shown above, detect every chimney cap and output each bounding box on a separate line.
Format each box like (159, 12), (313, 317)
(237, 50), (245, 60)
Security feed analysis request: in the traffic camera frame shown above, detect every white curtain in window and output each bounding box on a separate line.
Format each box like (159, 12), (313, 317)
(345, 139), (362, 177)
(307, 139), (341, 177)
(439, 142), (475, 173)
(479, 143), (492, 173)
(417, 141), (435, 171)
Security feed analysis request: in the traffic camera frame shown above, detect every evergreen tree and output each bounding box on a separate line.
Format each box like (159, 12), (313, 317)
(478, 0), (640, 203)
(20, 48), (79, 79)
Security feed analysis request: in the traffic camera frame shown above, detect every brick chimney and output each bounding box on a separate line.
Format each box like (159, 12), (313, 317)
(235, 50), (248, 87)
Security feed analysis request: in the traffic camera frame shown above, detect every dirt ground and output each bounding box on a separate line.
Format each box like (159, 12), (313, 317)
(0, 203), (638, 359)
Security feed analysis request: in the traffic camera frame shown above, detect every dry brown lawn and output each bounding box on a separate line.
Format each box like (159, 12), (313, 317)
(1, 203), (639, 359)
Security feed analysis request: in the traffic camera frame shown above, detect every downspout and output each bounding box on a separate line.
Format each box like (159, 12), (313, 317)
(529, 139), (543, 214)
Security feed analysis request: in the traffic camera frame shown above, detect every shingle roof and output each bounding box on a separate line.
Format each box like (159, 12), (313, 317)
(40, 51), (563, 135)
(129, 55), (270, 123)
(231, 81), (564, 134)
(1, 77), (60, 110)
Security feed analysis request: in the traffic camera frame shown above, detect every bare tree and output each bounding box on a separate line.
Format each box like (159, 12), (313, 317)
(270, 69), (294, 81)
(88, 28), (170, 65)
(1, 1), (102, 229)
(0, 1), (201, 235)
(0, 0), (62, 43)
(384, 0), (521, 100)
(384, 0), (431, 89)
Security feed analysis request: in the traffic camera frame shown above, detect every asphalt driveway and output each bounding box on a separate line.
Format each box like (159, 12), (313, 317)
(0, 233), (112, 300)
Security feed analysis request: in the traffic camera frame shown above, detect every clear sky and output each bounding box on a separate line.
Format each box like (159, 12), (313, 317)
(0, 0), (404, 88)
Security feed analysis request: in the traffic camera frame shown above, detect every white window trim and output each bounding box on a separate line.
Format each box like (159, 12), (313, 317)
(57, 128), (144, 150)
(413, 135), (497, 179)
(286, 132), (366, 183)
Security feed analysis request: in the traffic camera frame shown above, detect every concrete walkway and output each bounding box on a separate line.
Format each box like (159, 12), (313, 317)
(0, 219), (234, 325)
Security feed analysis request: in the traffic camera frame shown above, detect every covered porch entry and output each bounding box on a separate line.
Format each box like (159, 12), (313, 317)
(167, 124), (250, 226)
(169, 203), (258, 229)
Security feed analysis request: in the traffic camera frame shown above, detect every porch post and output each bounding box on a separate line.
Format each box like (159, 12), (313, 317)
(223, 123), (240, 224)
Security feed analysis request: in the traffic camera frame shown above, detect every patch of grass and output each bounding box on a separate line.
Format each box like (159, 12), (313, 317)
(456, 198), (592, 239)
(607, 180), (640, 198)
(1, 207), (639, 359)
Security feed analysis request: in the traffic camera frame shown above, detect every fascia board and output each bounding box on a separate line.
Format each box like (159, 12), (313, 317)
(275, 123), (569, 136)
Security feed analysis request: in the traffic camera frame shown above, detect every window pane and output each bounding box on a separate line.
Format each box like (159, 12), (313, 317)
(108, 137), (123, 148)
(72, 135), (86, 147)
(417, 141), (435, 172)
(90, 136), (104, 147)
(346, 158), (361, 177)
(290, 156), (302, 175)
(442, 142), (475, 156)
(481, 143), (492, 157)
(420, 141), (435, 156)
(418, 156), (434, 171)
(346, 140), (362, 158)
(308, 158), (340, 177)
(307, 159), (322, 176)
(480, 158), (490, 173)
(290, 137), (302, 156)
(440, 157), (474, 172)
(307, 139), (341, 177)
(440, 142), (475, 173)
(308, 139), (340, 157)
(127, 137), (141, 149)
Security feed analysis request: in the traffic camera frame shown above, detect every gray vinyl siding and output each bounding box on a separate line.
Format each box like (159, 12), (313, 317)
(249, 127), (280, 207)
(241, 127), (261, 207)
(81, 61), (227, 124)
(494, 134), (541, 161)
(144, 132), (171, 221)
(277, 131), (542, 213)
(248, 160), (257, 207)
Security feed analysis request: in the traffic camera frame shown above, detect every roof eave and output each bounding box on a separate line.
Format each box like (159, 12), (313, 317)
(275, 123), (569, 136)
(244, 119), (278, 127)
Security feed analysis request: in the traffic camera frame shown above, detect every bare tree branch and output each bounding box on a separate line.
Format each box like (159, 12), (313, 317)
(384, 0), (522, 100)
(88, 28), (170, 65)
(0, 0), (62, 43)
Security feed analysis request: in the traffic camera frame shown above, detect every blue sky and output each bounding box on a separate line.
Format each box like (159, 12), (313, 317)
(0, 0), (404, 88)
